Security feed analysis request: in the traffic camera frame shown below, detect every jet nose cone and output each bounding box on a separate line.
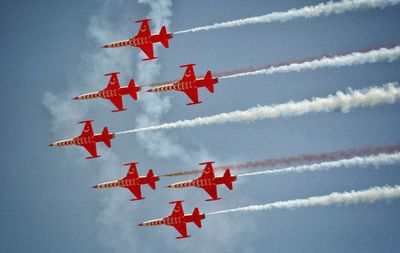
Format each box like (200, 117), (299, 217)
(48, 143), (54, 147)
(146, 89), (153, 92)
(102, 44), (109, 48)
(91, 185), (98, 188)
(137, 223), (144, 226)
(166, 185), (172, 188)
(73, 96), (78, 100)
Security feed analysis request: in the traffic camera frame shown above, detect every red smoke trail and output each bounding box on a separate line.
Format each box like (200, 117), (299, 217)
(141, 43), (398, 88)
(160, 143), (400, 177)
(215, 43), (398, 78)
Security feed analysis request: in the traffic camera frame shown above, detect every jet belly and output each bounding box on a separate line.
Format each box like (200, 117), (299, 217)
(130, 36), (152, 47)
(92, 132), (115, 143)
(94, 180), (119, 189)
(173, 81), (195, 91)
(136, 177), (153, 185)
(74, 136), (94, 146)
(168, 180), (196, 188)
(147, 81), (195, 93)
(98, 89), (119, 99)
(48, 138), (75, 147)
(74, 92), (101, 100)
(139, 218), (165, 226)
(103, 39), (131, 48)
(193, 178), (215, 188)
(118, 178), (138, 188)
(163, 216), (184, 226)
(182, 213), (204, 224)
(147, 84), (175, 93)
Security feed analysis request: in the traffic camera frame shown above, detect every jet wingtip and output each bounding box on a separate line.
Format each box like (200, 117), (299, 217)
(86, 155), (101, 160)
(111, 108), (127, 113)
(179, 63), (196, 68)
(142, 57), (158, 61)
(169, 200), (184, 204)
(130, 197), (145, 201)
(123, 161), (139, 166)
(176, 235), (191, 239)
(199, 161), (215, 165)
(205, 198), (221, 202)
(186, 101), (203, 106)
(135, 18), (151, 23)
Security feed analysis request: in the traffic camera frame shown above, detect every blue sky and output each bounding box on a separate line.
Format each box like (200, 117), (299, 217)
(1, 0), (400, 252)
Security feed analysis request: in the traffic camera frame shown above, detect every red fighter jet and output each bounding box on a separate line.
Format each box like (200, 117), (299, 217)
(167, 161), (237, 201)
(138, 200), (205, 239)
(92, 162), (159, 201)
(103, 19), (172, 61)
(147, 64), (218, 105)
(48, 120), (114, 159)
(73, 72), (140, 112)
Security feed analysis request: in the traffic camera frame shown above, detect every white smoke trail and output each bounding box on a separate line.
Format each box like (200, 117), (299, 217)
(238, 152), (400, 177)
(115, 82), (400, 134)
(208, 185), (400, 215)
(133, 1), (212, 163)
(133, 0), (189, 160)
(174, 0), (400, 34)
(220, 46), (400, 79)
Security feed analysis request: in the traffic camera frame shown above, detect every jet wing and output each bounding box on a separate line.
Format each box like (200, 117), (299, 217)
(180, 65), (196, 82)
(108, 95), (125, 112)
(80, 121), (94, 137)
(138, 44), (155, 60)
(171, 223), (189, 239)
(125, 163), (139, 179)
(182, 88), (201, 105)
(106, 73), (120, 90)
(202, 185), (219, 200)
(170, 201), (184, 217)
(127, 185), (143, 200)
(82, 143), (99, 159)
(136, 20), (151, 37)
(199, 162), (215, 179)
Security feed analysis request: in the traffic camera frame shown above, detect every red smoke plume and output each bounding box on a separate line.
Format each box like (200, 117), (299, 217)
(142, 43), (397, 88)
(160, 144), (400, 177)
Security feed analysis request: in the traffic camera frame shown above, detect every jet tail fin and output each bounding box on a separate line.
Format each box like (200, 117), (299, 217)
(222, 169), (236, 190)
(127, 79), (140, 100)
(192, 208), (203, 228)
(146, 169), (158, 190)
(203, 71), (217, 93)
(101, 127), (112, 148)
(159, 26), (172, 48)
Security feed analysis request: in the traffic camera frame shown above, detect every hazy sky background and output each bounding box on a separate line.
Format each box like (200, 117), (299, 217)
(1, 0), (400, 252)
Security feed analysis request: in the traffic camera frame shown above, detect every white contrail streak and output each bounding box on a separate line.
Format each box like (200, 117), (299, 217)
(174, 0), (400, 34)
(220, 46), (400, 79)
(238, 152), (400, 177)
(208, 185), (400, 215)
(115, 83), (400, 134)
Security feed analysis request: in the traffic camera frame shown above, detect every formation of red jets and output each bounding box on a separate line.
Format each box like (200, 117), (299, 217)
(49, 19), (231, 239)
